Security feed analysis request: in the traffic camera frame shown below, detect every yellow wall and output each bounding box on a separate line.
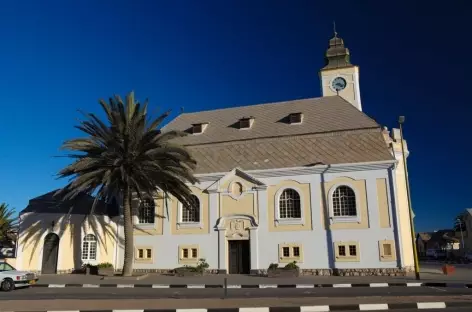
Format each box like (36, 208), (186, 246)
(267, 180), (312, 232)
(394, 152), (414, 267)
(19, 215), (117, 272)
(221, 193), (256, 219)
(321, 177), (369, 230)
(377, 178), (391, 228)
(170, 186), (210, 235)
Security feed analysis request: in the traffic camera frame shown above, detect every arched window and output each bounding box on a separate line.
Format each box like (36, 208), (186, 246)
(138, 198), (155, 224)
(81, 234), (97, 261)
(279, 188), (302, 219)
(182, 195), (200, 223)
(332, 186), (357, 217)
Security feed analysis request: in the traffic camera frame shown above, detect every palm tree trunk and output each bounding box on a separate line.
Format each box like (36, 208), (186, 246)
(121, 183), (134, 276)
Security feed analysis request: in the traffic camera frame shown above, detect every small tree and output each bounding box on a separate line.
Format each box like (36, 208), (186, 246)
(0, 203), (18, 247)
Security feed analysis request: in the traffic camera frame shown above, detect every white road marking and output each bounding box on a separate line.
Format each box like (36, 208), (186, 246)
(369, 283), (389, 287)
(48, 284), (65, 288)
(333, 283), (352, 288)
(187, 284), (205, 288)
(417, 302), (447, 309)
(152, 284), (170, 288)
(359, 303), (389, 310)
(300, 306), (330, 312)
(296, 284), (315, 288)
(239, 308), (269, 312)
(258, 284), (277, 288)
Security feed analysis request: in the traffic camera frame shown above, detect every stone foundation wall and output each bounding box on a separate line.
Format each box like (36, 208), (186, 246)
(32, 267), (413, 277)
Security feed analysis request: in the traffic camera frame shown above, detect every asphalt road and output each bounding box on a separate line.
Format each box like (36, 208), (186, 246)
(3, 285), (472, 300)
(392, 309), (471, 312)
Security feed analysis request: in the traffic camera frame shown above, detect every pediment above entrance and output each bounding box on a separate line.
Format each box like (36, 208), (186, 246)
(215, 214), (258, 239)
(206, 168), (266, 196)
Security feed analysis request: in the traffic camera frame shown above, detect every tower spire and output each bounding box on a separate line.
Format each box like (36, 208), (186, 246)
(322, 25), (352, 70)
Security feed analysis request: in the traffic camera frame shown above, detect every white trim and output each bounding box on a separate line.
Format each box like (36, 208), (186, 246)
(328, 183), (361, 224)
(177, 194), (203, 229)
(390, 168), (405, 267)
(80, 233), (99, 265)
(353, 69), (362, 111)
(135, 197), (156, 228)
(194, 160), (397, 181)
(274, 187), (304, 226)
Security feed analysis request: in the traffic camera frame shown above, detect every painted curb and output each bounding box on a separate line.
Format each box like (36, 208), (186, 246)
(5, 301), (471, 311)
(31, 282), (472, 288)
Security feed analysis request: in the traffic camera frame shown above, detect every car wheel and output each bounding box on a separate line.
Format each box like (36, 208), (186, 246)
(1, 279), (15, 292)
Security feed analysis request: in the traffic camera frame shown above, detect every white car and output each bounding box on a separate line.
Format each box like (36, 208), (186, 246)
(0, 261), (38, 291)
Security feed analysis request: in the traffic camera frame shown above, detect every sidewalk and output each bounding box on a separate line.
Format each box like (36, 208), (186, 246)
(35, 266), (472, 286)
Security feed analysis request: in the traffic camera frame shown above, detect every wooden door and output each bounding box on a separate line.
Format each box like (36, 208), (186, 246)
(228, 240), (250, 274)
(41, 233), (59, 274)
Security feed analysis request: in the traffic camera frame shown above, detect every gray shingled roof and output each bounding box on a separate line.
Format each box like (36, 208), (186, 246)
(163, 96), (394, 174)
(164, 96), (380, 145)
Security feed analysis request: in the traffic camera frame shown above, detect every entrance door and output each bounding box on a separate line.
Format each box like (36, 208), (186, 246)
(41, 233), (59, 274)
(228, 240), (250, 274)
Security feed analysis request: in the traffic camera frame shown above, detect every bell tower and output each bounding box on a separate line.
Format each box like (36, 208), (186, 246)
(319, 29), (362, 111)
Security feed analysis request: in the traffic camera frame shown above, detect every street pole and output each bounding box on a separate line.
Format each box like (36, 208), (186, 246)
(398, 116), (421, 280)
(458, 218), (465, 253)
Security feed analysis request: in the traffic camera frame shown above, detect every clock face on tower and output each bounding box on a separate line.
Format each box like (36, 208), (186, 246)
(331, 77), (347, 92)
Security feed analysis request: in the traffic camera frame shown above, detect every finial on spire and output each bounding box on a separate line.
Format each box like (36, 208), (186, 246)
(333, 20), (337, 38)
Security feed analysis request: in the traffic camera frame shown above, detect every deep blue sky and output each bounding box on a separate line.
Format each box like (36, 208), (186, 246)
(0, 0), (470, 231)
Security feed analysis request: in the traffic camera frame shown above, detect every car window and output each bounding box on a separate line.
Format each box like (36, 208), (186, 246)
(0, 262), (14, 271)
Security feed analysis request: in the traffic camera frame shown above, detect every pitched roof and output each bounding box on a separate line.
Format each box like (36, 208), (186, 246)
(187, 129), (392, 174)
(163, 96), (394, 174)
(164, 96), (380, 145)
(20, 190), (119, 217)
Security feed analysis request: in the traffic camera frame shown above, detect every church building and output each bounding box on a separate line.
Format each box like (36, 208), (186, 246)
(15, 33), (415, 276)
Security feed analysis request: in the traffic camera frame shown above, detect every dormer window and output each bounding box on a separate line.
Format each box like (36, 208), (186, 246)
(192, 122), (208, 134)
(239, 117), (254, 130)
(289, 113), (303, 124)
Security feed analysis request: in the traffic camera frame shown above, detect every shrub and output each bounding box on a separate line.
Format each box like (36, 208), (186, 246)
(97, 262), (114, 269)
(268, 263), (279, 270)
(196, 258), (209, 273)
(283, 261), (299, 270)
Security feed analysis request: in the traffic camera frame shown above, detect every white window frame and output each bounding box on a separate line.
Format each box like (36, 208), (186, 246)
(328, 183), (361, 224)
(177, 194), (203, 229)
(275, 186), (304, 226)
(81, 233), (98, 264)
(137, 198), (155, 225)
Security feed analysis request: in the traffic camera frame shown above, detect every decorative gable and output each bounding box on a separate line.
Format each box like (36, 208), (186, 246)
(206, 167), (266, 195)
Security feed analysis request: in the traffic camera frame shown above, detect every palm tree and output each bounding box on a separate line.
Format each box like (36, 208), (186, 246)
(56, 91), (198, 276)
(0, 203), (18, 246)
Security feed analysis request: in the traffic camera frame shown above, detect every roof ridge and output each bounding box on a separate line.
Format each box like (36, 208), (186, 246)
(176, 96), (325, 117)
